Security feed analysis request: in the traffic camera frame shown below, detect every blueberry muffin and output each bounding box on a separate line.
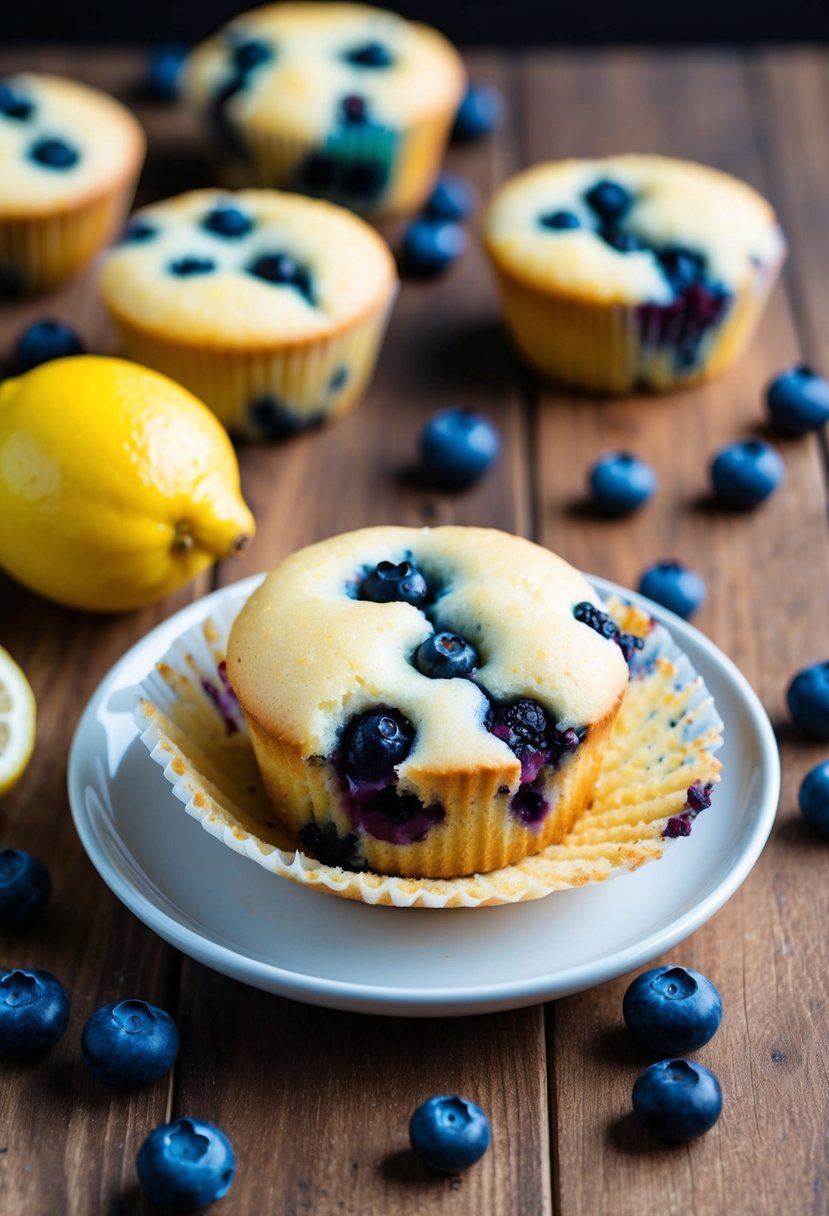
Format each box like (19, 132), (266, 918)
(183, 3), (466, 217)
(226, 526), (641, 878)
(99, 188), (397, 439)
(484, 155), (786, 393)
(0, 73), (145, 295)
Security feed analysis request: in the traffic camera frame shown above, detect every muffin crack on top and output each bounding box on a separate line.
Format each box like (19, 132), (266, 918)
(226, 526), (640, 878)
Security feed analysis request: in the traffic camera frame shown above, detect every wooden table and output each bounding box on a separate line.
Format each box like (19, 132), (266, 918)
(2, 45), (828, 1216)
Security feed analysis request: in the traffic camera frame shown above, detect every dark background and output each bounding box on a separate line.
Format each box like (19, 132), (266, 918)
(5, 0), (829, 44)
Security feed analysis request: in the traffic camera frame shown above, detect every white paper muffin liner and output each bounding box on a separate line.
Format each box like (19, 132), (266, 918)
(133, 586), (723, 909)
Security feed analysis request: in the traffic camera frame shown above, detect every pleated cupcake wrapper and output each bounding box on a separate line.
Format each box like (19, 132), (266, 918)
(0, 180), (138, 296)
(197, 107), (454, 219)
(108, 284), (397, 440)
(490, 251), (783, 394)
(133, 587), (723, 909)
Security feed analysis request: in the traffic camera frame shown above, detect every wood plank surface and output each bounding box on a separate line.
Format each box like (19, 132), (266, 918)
(0, 43), (827, 1216)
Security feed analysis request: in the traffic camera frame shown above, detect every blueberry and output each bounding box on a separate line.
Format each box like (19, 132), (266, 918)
(638, 561), (706, 620)
(340, 93), (369, 125)
(81, 999), (179, 1087)
(799, 761), (829, 836)
(343, 41), (394, 69)
(572, 602), (644, 663)
(452, 84), (504, 142)
(415, 632), (478, 679)
(0, 968), (69, 1058)
(539, 209), (581, 231)
(710, 439), (784, 509)
(424, 173), (475, 222)
(13, 318), (85, 373)
(202, 204), (253, 239)
(359, 560), (428, 607)
(589, 451), (657, 515)
(137, 1117), (236, 1211)
(144, 44), (187, 101)
(601, 227), (646, 253)
(0, 849), (51, 929)
(401, 218), (467, 277)
(767, 365), (829, 436)
(343, 710), (415, 781)
(232, 38), (273, 74)
(787, 662), (829, 739)
(623, 966), (723, 1054)
(29, 137), (80, 170)
(487, 698), (548, 756)
(658, 246), (706, 293)
(584, 179), (633, 224)
(409, 1095), (490, 1173)
(248, 253), (313, 302)
(169, 256), (215, 277)
(0, 82), (34, 121)
(419, 407), (500, 489)
(632, 1059), (722, 1141)
(120, 218), (157, 244)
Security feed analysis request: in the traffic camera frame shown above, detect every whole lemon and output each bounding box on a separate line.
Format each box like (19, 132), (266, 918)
(0, 356), (255, 612)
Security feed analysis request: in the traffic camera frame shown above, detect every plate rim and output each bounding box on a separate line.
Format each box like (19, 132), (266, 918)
(67, 573), (781, 1016)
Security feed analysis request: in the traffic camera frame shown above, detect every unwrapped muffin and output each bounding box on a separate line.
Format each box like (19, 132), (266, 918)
(225, 526), (641, 878)
(183, 2), (466, 217)
(0, 73), (145, 295)
(483, 155), (785, 394)
(99, 187), (397, 439)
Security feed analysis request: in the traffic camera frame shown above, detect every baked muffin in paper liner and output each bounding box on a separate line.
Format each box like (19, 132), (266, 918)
(133, 588), (722, 909)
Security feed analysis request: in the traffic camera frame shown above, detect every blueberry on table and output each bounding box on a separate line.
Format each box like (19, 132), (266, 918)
(452, 83), (504, 142)
(0, 967), (69, 1059)
(13, 318), (84, 373)
(137, 1117), (236, 1211)
(81, 999), (179, 1087)
(0, 848), (51, 930)
(638, 561), (706, 620)
(632, 1058), (722, 1141)
(419, 407), (500, 490)
(710, 439), (784, 509)
(424, 172), (475, 222)
(767, 365), (829, 436)
(623, 966), (723, 1054)
(401, 218), (467, 276)
(799, 761), (829, 837)
(409, 1095), (491, 1173)
(589, 451), (658, 515)
(787, 662), (829, 739)
(415, 632), (478, 680)
(359, 559), (428, 606)
(144, 45), (187, 102)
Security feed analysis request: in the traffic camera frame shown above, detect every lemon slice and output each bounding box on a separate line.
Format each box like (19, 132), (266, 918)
(0, 646), (36, 796)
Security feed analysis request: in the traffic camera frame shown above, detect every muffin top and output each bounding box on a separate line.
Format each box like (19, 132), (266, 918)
(184, 2), (466, 141)
(484, 155), (785, 306)
(99, 188), (397, 345)
(227, 526), (630, 784)
(0, 74), (145, 217)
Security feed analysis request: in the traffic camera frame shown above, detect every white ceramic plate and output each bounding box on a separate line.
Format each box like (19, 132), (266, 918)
(68, 575), (779, 1018)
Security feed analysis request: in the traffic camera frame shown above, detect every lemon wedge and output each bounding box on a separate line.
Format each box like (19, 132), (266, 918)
(0, 646), (36, 796)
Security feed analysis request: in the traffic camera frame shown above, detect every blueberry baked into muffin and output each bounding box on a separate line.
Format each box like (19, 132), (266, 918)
(0, 74), (145, 295)
(226, 526), (642, 878)
(484, 155), (786, 393)
(99, 188), (397, 439)
(183, 3), (466, 217)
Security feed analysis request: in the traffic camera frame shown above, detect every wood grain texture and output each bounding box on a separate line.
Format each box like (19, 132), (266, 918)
(0, 44), (827, 1216)
(523, 50), (829, 1216)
